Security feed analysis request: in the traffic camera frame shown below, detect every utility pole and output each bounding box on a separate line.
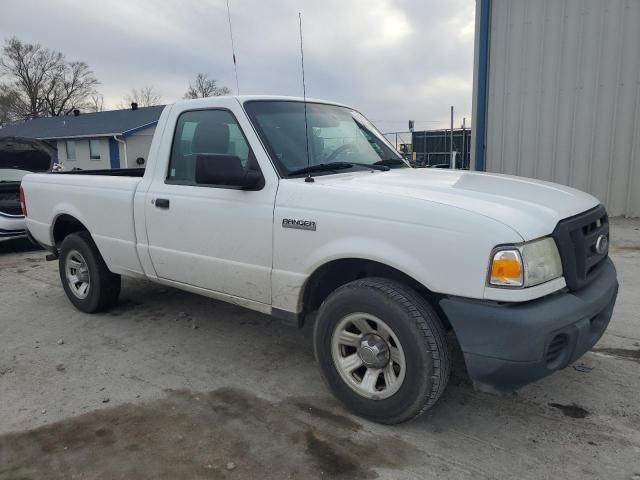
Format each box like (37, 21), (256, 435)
(450, 106), (455, 169)
(462, 117), (466, 169)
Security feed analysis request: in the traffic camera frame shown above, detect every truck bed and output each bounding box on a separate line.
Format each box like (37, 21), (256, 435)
(22, 172), (145, 276)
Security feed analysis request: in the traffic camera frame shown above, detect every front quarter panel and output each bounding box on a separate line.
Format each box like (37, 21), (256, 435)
(272, 176), (524, 313)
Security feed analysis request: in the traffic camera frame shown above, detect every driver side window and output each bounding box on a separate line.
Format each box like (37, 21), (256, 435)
(167, 109), (258, 185)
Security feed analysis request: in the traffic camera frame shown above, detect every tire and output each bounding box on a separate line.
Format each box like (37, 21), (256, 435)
(58, 232), (121, 313)
(313, 277), (450, 424)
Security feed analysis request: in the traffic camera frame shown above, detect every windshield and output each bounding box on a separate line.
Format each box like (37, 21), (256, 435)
(244, 101), (407, 177)
(0, 168), (32, 183)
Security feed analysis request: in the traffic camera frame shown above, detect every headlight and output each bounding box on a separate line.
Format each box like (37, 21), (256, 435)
(521, 237), (563, 286)
(488, 237), (562, 288)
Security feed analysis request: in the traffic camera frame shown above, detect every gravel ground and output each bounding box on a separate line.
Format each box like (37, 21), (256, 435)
(0, 218), (639, 479)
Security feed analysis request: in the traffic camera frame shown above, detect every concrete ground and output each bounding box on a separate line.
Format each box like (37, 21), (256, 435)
(0, 219), (639, 480)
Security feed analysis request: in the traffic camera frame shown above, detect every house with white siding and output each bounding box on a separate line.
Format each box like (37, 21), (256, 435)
(0, 104), (164, 170)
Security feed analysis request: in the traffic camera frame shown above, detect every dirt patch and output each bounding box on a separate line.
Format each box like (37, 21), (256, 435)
(25, 257), (44, 263)
(610, 245), (640, 253)
(0, 388), (419, 479)
(549, 403), (590, 419)
(290, 399), (362, 432)
(100, 335), (129, 352)
(108, 298), (145, 315)
(592, 347), (640, 364)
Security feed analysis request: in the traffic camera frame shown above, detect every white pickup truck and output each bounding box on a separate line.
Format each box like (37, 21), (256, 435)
(21, 95), (618, 423)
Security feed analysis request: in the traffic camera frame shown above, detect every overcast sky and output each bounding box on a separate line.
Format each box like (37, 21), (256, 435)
(1, 0), (475, 134)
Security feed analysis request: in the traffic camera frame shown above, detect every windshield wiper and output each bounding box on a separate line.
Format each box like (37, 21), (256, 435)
(288, 161), (390, 177)
(373, 158), (407, 166)
(288, 162), (354, 177)
(350, 162), (390, 171)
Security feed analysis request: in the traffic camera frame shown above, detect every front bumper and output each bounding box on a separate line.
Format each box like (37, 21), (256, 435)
(439, 258), (618, 392)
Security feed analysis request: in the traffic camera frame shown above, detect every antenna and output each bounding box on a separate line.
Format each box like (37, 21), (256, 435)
(226, 0), (240, 95)
(299, 12), (313, 183)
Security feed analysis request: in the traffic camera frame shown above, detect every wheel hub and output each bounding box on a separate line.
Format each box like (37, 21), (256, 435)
(77, 267), (89, 283)
(65, 249), (91, 300)
(331, 312), (406, 400)
(357, 334), (390, 368)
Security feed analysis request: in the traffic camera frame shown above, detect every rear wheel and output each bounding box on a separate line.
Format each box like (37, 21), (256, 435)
(58, 232), (121, 313)
(314, 277), (450, 424)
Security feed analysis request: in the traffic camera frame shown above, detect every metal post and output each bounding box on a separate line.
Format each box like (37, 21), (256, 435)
(462, 117), (466, 169)
(450, 106), (455, 169)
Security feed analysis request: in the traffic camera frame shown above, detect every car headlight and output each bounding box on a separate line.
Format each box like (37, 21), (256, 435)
(488, 237), (562, 288)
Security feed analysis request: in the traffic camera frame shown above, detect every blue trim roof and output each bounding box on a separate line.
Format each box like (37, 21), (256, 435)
(0, 105), (164, 140)
(122, 121), (160, 138)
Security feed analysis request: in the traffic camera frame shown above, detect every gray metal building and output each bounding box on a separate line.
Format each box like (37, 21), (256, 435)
(472, 0), (640, 217)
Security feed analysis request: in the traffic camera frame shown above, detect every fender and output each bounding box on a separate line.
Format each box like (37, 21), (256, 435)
(272, 235), (438, 315)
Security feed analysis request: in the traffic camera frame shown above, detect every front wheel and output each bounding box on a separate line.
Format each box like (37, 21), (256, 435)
(314, 278), (450, 424)
(58, 232), (121, 313)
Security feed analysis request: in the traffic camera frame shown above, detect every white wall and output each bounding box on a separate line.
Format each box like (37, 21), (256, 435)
(475, 0), (640, 217)
(124, 126), (155, 168)
(54, 127), (155, 170)
(56, 137), (110, 170)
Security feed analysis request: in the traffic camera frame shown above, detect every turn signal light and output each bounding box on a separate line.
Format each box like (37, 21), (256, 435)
(489, 249), (523, 286)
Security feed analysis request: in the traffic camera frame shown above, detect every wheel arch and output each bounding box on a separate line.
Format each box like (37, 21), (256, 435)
(300, 257), (450, 329)
(51, 213), (91, 247)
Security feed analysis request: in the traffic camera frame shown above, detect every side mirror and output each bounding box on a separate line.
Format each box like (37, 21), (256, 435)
(195, 154), (263, 190)
(241, 170), (263, 189)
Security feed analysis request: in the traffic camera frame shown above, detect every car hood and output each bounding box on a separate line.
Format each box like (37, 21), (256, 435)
(313, 168), (600, 240)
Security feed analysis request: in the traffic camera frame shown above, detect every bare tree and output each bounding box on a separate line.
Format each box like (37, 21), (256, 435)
(0, 85), (20, 126)
(0, 37), (62, 118)
(121, 86), (162, 108)
(184, 73), (231, 99)
(0, 37), (100, 119)
(43, 61), (99, 116)
(89, 92), (104, 112)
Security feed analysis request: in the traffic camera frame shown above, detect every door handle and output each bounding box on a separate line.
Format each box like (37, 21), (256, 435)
(155, 198), (170, 209)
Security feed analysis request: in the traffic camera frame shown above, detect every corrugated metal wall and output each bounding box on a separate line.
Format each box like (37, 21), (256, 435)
(481, 0), (640, 217)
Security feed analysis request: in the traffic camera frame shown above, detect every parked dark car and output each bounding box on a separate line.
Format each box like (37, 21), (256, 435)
(0, 136), (55, 241)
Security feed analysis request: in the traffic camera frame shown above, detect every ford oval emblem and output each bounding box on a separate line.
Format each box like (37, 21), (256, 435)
(595, 234), (609, 255)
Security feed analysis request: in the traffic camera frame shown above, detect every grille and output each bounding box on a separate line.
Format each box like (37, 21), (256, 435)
(546, 334), (568, 367)
(552, 205), (609, 291)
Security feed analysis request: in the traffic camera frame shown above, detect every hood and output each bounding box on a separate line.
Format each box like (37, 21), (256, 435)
(0, 136), (56, 173)
(313, 168), (600, 240)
